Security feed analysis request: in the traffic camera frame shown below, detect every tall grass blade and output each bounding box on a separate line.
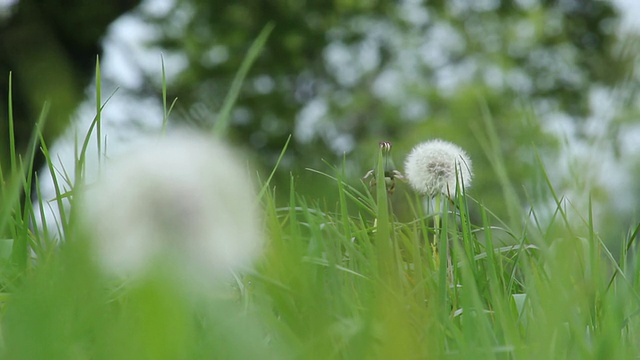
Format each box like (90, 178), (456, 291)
(212, 23), (274, 137)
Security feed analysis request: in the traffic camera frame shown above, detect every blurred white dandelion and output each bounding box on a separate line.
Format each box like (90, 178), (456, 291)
(404, 139), (473, 197)
(79, 131), (263, 282)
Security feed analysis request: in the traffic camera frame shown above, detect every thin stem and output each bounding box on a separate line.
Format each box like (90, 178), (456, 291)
(433, 193), (441, 247)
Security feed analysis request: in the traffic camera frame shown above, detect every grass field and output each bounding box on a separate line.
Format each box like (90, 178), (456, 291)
(1, 45), (640, 359)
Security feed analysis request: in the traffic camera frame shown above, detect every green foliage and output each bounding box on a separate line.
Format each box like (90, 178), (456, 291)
(1, 21), (639, 359)
(3, 0), (635, 228)
(2, 93), (640, 358)
(142, 0), (631, 223)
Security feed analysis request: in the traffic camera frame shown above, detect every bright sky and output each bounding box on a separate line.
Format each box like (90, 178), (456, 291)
(614, 0), (640, 32)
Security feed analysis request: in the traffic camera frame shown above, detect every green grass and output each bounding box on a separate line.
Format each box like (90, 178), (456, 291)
(1, 37), (640, 359)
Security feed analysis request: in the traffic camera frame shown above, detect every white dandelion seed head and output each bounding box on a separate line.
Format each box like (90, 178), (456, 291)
(79, 131), (263, 283)
(404, 139), (473, 197)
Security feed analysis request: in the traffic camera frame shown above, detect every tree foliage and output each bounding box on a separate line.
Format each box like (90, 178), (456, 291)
(147, 0), (629, 216)
(0, 0), (633, 220)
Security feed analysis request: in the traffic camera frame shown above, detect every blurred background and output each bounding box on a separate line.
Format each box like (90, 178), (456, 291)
(1, 0), (639, 242)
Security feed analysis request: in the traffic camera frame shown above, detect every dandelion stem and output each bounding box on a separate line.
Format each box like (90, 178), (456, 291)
(433, 193), (441, 249)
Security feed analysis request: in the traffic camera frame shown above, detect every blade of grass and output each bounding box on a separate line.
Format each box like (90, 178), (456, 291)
(161, 54), (178, 134)
(337, 155), (352, 243)
(95, 55), (102, 169)
(473, 98), (521, 228)
(31, 174), (51, 253)
(212, 23), (274, 137)
(9, 102), (49, 270)
(76, 89), (118, 181)
(37, 130), (69, 241)
(306, 165), (377, 217)
(257, 134), (290, 200)
(374, 145), (393, 278)
(7, 72), (16, 175)
(532, 148), (576, 238)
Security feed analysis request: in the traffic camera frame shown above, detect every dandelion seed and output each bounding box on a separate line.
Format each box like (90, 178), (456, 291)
(79, 131), (263, 283)
(404, 139), (472, 197)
